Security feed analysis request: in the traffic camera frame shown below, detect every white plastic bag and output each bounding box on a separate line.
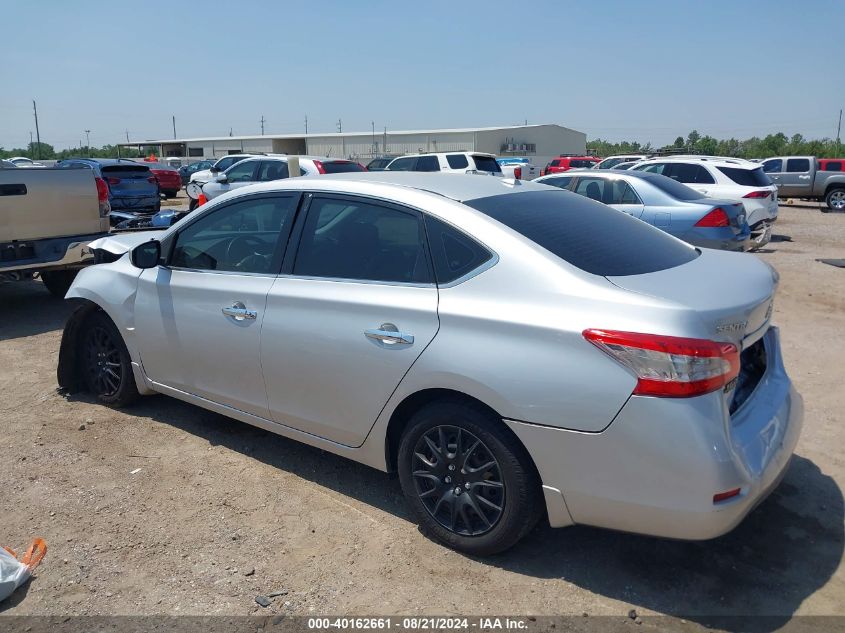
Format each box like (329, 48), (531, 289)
(0, 539), (46, 602)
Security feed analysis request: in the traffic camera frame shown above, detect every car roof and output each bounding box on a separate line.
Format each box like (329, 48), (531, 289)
(244, 171), (551, 202)
(61, 158), (146, 166)
(636, 156), (759, 169)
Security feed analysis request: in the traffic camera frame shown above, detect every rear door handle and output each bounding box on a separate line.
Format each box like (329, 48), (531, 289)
(798, 175), (811, 180)
(222, 301), (257, 321)
(365, 324), (414, 345)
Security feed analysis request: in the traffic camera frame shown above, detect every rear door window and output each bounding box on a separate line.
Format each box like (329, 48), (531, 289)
(446, 154), (469, 169)
(465, 190), (698, 276)
(665, 163), (715, 184)
(786, 158), (810, 172)
(416, 155), (441, 172)
(574, 177), (607, 202)
(257, 161), (289, 181)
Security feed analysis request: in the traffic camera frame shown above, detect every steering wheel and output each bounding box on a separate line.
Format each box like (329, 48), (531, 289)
(225, 235), (267, 267)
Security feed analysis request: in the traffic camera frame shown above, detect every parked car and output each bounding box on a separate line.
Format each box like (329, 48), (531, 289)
(611, 161), (637, 170)
(759, 156), (845, 212)
(534, 170), (750, 251)
(7, 156), (46, 168)
(178, 159), (215, 186)
(631, 156), (778, 247)
(58, 172), (801, 555)
(593, 155), (648, 170)
(496, 157), (539, 180)
(542, 155), (600, 175)
(187, 154), (264, 210)
(201, 156), (367, 201)
(143, 162), (182, 198)
(56, 158), (160, 226)
(366, 157), (397, 171)
(387, 152), (502, 175)
(818, 158), (844, 172)
(1, 166), (110, 297)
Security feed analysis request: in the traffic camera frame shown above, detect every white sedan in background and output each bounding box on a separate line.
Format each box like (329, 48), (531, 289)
(200, 155), (367, 201)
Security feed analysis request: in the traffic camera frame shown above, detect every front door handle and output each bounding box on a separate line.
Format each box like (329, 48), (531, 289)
(222, 301), (257, 321)
(365, 323), (414, 345)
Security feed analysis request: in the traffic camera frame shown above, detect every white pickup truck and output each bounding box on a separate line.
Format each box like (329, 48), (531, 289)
(1, 166), (110, 297)
(496, 157), (539, 180)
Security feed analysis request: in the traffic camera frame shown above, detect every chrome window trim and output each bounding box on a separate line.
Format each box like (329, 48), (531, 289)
(275, 273), (436, 289)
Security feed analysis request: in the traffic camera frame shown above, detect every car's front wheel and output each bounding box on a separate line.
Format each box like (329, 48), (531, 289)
(397, 399), (542, 555)
(825, 187), (845, 212)
(78, 312), (139, 407)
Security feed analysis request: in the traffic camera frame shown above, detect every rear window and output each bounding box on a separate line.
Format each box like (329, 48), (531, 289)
(101, 165), (151, 178)
(822, 161), (843, 171)
(465, 190), (698, 276)
(716, 166), (772, 187)
(321, 161), (366, 174)
(471, 155), (502, 173)
(786, 158), (810, 172)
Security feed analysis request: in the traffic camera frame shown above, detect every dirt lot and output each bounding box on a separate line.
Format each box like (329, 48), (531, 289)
(1, 202), (843, 629)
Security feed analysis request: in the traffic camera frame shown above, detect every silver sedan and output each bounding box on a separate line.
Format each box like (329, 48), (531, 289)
(58, 173), (801, 555)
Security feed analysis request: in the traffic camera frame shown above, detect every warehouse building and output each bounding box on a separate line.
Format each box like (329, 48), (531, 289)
(119, 124), (586, 169)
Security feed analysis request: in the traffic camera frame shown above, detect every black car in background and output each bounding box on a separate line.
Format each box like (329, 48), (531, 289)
(178, 159), (215, 185)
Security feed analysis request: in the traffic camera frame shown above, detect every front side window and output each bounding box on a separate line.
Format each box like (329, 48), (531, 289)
(446, 154), (469, 169)
(294, 197), (431, 283)
(762, 159), (782, 173)
(424, 215), (492, 284)
(387, 157), (416, 171)
(224, 161), (258, 183)
(786, 158), (810, 173)
(539, 176), (573, 189)
(171, 196), (296, 274)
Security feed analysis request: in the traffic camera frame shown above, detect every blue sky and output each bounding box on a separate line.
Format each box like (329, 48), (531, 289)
(2, 0), (842, 150)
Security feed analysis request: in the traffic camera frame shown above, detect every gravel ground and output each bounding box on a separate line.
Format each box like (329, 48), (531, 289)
(0, 202), (843, 630)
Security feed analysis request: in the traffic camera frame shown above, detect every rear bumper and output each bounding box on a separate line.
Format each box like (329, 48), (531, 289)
(679, 226), (751, 252)
(110, 196), (159, 211)
(506, 327), (802, 539)
(0, 232), (108, 274)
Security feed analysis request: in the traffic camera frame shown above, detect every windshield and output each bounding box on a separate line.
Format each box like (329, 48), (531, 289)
(465, 190), (698, 276)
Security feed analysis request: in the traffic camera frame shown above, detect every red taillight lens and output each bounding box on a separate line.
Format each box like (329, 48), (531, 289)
(713, 488), (742, 503)
(582, 329), (740, 398)
(94, 177), (109, 202)
(743, 190), (771, 199)
(147, 176), (157, 184)
(695, 207), (730, 227)
(514, 167), (522, 179)
(313, 160), (326, 174)
(106, 177), (121, 185)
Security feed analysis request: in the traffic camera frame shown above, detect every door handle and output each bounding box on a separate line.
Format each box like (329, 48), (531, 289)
(798, 175), (810, 180)
(365, 324), (414, 345)
(222, 302), (257, 321)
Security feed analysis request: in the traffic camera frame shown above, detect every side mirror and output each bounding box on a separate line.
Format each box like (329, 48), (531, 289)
(216, 173), (228, 183)
(131, 240), (161, 269)
(210, 166), (220, 173)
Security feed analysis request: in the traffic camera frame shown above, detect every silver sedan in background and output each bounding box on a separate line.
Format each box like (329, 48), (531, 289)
(58, 173), (800, 555)
(535, 170), (752, 251)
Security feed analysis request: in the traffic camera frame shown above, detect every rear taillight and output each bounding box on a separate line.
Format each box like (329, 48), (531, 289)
(313, 160), (326, 174)
(695, 207), (730, 227)
(582, 329), (740, 398)
(147, 176), (157, 184)
(95, 177), (109, 202)
(743, 190), (771, 199)
(106, 177), (121, 185)
(514, 167), (522, 179)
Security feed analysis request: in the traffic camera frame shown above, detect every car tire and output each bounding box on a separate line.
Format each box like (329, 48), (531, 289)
(824, 188), (845, 212)
(40, 270), (78, 299)
(397, 399), (542, 555)
(78, 311), (139, 407)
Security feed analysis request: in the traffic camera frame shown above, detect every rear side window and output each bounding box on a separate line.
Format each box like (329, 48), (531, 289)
(322, 161), (366, 174)
(465, 190), (698, 276)
(471, 155), (502, 173)
(388, 157), (416, 171)
(446, 154), (469, 169)
(424, 215), (493, 284)
(716, 166), (772, 187)
(786, 158), (810, 172)
(416, 155), (440, 172)
(823, 161), (843, 171)
(666, 163), (715, 184)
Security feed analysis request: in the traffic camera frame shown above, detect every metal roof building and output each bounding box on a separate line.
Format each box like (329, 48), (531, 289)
(119, 124), (586, 168)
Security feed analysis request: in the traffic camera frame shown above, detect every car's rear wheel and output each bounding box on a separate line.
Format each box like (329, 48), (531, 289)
(825, 188), (845, 212)
(79, 312), (138, 407)
(397, 399), (542, 555)
(40, 270), (78, 298)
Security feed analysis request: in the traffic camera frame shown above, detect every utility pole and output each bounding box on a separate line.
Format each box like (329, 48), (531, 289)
(260, 115), (265, 135)
(304, 115), (308, 135)
(372, 121), (375, 155)
(29, 131), (33, 153)
(337, 118), (342, 133)
(837, 108), (842, 158)
(32, 100), (41, 160)
(84, 130), (91, 156)
(125, 129), (130, 143)
(229, 127), (233, 137)
(172, 115), (177, 139)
